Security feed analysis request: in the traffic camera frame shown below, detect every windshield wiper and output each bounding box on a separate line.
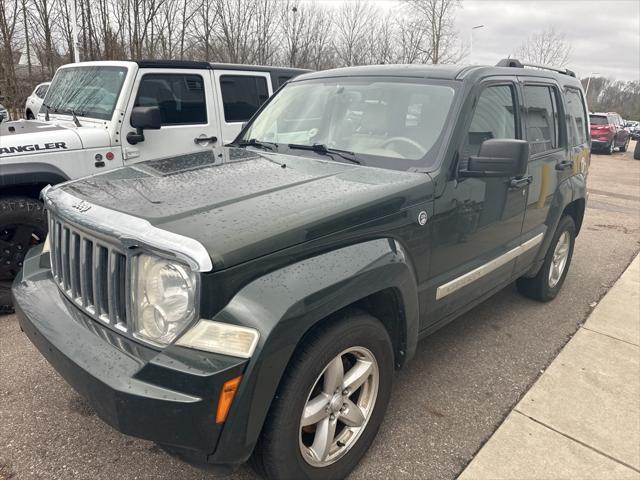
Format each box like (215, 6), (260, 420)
(55, 108), (83, 127)
(287, 143), (361, 164)
(70, 110), (82, 127)
(235, 138), (278, 151)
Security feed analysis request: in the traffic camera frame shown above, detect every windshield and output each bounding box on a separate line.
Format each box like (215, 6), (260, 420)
(589, 115), (609, 125)
(240, 77), (457, 169)
(41, 66), (127, 120)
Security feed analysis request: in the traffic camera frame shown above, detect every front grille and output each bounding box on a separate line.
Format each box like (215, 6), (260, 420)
(49, 211), (129, 332)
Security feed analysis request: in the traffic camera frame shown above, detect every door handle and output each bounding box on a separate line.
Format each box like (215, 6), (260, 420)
(555, 160), (574, 171)
(509, 175), (532, 189)
(194, 136), (217, 145)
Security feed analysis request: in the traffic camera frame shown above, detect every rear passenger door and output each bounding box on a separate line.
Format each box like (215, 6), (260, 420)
(213, 70), (273, 142)
(121, 68), (219, 162)
(564, 88), (590, 176)
(517, 80), (566, 266)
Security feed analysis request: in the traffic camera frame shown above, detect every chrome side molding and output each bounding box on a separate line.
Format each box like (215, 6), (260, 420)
(436, 233), (544, 300)
(42, 185), (213, 272)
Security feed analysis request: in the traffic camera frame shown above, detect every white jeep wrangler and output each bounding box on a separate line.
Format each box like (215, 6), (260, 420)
(0, 60), (308, 309)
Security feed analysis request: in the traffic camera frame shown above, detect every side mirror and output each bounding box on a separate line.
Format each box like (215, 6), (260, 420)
(460, 139), (529, 178)
(127, 106), (161, 145)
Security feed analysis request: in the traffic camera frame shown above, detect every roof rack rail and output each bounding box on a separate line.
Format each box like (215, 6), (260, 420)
(495, 58), (576, 77)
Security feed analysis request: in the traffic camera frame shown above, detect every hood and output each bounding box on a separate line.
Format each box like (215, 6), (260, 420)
(60, 147), (432, 269)
(0, 119), (109, 158)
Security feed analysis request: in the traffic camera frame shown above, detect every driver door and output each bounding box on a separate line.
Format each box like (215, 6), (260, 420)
(424, 80), (528, 327)
(121, 68), (220, 162)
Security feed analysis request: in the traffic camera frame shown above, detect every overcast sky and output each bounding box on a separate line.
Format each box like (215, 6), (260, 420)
(344, 0), (640, 81)
(455, 0), (640, 81)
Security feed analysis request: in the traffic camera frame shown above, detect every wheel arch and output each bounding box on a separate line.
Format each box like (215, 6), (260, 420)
(0, 163), (69, 200)
(206, 238), (419, 466)
(563, 197), (586, 236)
(523, 174), (586, 278)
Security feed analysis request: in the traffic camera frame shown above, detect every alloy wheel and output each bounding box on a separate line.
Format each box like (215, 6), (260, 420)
(299, 346), (379, 467)
(548, 231), (570, 288)
(0, 224), (44, 279)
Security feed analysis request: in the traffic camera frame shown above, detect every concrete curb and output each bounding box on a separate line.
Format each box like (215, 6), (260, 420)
(458, 255), (640, 480)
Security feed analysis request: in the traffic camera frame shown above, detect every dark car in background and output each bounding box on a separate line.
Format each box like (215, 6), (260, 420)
(590, 112), (630, 154)
(626, 121), (640, 140)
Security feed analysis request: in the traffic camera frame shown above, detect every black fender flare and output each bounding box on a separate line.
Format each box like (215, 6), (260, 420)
(0, 162), (69, 194)
(207, 237), (419, 465)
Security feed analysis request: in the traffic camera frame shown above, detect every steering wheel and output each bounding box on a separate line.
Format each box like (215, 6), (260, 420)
(381, 137), (425, 157)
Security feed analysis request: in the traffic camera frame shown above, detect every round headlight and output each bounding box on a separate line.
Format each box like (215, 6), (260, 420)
(132, 254), (198, 346)
(145, 261), (193, 322)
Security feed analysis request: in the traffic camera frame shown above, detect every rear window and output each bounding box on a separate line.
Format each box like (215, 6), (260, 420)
(220, 75), (269, 123)
(523, 85), (560, 154)
(590, 115), (609, 125)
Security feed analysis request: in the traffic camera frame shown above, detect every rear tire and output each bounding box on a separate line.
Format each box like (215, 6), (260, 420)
(252, 311), (393, 480)
(607, 139), (615, 154)
(26, 110), (35, 120)
(620, 137), (629, 152)
(634, 140), (640, 160)
(517, 215), (576, 302)
(0, 197), (48, 312)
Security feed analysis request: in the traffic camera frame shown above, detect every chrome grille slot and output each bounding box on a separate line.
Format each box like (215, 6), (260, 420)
(61, 227), (71, 292)
(96, 246), (109, 320)
(69, 232), (81, 300)
(47, 211), (129, 332)
(81, 239), (94, 309)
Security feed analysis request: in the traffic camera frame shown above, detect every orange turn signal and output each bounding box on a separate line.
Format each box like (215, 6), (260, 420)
(216, 376), (242, 424)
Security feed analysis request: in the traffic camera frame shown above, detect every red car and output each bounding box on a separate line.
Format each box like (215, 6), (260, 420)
(590, 112), (630, 154)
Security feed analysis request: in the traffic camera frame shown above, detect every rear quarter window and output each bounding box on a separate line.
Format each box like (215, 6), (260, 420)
(220, 75), (269, 123)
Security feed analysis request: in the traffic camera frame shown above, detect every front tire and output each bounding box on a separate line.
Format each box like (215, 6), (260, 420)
(634, 140), (640, 160)
(0, 197), (47, 312)
(517, 215), (576, 302)
(252, 311), (393, 480)
(26, 110), (35, 120)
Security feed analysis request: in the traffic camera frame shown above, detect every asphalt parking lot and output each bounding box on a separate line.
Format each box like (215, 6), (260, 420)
(1, 143), (639, 480)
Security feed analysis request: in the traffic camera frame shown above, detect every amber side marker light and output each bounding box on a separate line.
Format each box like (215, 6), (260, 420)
(216, 376), (242, 424)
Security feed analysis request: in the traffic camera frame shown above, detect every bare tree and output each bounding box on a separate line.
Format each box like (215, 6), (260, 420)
(334, 0), (376, 66)
(280, 0), (332, 69)
(31, 0), (58, 76)
(396, 14), (430, 64)
(403, 0), (463, 64)
(513, 26), (572, 67)
(0, 0), (20, 107)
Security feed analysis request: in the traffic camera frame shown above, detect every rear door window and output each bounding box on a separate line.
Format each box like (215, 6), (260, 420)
(134, 73), (207, 126)
(523, 85), (560, 155)
(220, 75), (269, 122)
(565, 89), (588, 146)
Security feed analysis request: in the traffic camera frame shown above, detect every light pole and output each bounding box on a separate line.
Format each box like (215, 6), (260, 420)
(470, 25), (485, 63)
(585, 72), (599, 98)
(70, 0), (79, 62)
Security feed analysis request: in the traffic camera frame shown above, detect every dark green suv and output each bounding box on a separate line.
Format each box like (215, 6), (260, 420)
(13, 59), (589, 479)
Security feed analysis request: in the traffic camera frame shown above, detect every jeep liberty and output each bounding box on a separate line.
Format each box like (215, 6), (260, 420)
(13, 59), (589, 479)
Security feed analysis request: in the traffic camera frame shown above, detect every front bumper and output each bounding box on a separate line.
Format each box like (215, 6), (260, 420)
(12, 246), (246, 467)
